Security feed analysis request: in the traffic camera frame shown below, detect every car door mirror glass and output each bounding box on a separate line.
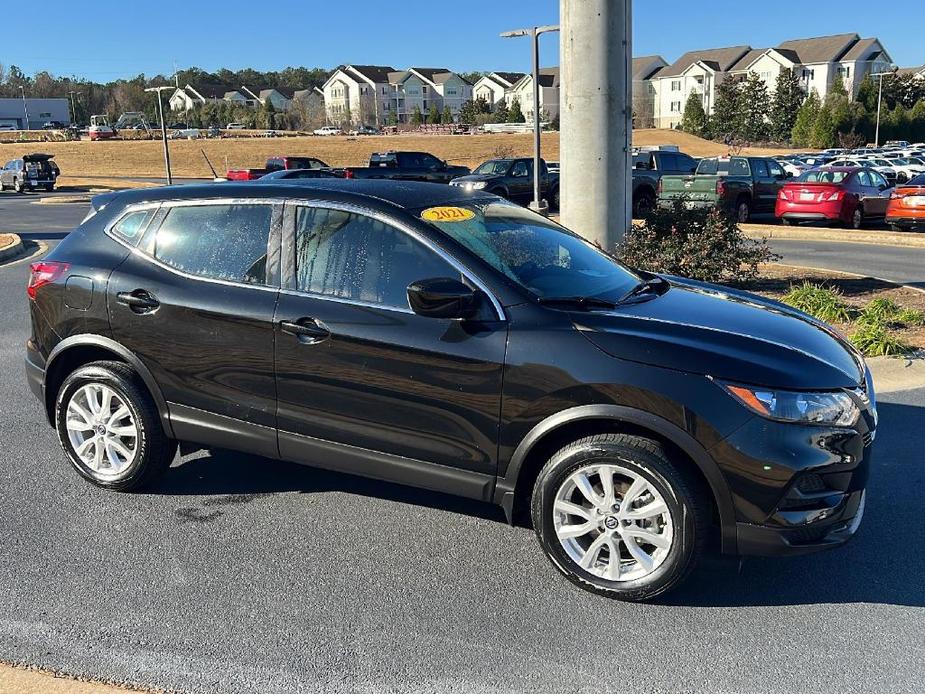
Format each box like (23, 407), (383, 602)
(407, 277), (478, 319)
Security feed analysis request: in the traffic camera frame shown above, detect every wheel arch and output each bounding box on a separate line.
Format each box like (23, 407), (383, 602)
(496, 404), (737, 553)
(44, 334), (174, 437)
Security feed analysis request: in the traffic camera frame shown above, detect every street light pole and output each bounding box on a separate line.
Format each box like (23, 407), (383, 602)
(501, 24), (560, 216)
(67, 90), (79, 126)
(19, 86), (31, 130)
(145, 86), (173, 185)
(872, 66), (897, 148)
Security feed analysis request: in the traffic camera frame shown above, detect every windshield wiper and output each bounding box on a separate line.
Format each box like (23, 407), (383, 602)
(617, 275), (670, 304)
(536, 296), (618, 311)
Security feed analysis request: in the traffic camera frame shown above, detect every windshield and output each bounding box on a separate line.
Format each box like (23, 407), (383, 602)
(421, 201), (641, 301)
(288, 157), (326, 170)
(474, 160), (512, 175)
(798, 170), (849, 184)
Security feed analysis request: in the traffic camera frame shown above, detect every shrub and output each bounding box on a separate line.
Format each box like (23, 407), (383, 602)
(782, 283), (852, 324)
(616, 198), (779, 283)
(850, 321), (911, 357)
(857, 297), (925, 327)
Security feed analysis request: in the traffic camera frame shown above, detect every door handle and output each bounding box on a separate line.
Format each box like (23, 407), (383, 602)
(116, 290), (160, 312)
(280, 318), (330, 343)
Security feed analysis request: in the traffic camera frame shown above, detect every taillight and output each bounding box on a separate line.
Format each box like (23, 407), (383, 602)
(822, 190), (844, 202)
(656, 178), (663, 194)
(779, 188), (792, 201)
(715, 179), (726, 196)
(27, 261), (69, 300)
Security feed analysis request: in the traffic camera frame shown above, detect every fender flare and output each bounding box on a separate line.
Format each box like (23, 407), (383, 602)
(496, 404), (737, 552)
(45, 334), (174, 437)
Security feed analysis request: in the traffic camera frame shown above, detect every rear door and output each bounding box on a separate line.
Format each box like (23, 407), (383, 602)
(108, 199), (282, 457)
(273, 202), (507, 491)
(509, 159), (532, 201)
(750, 159), (775, 211)
(864, 170), (892, 216)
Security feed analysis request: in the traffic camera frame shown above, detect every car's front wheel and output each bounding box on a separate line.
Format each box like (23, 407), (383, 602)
(55, 361), (176, 491)
(531, 433), (708, 601)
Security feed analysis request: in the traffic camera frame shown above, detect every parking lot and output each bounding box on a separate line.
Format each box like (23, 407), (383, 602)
(0, 192), (923, 693)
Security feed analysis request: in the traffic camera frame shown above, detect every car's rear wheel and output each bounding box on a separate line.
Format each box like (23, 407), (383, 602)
(531, 433), (708, 601)
(780, 217), (793, 226)
(633, 190), (656, 218)
(55, 361), (176, 491)
(849, 205), (864, 230)
(551, 187), (560, 211)
(735, 197), (751, 223)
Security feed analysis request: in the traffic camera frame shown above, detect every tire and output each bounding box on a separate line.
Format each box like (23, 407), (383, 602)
(780, 217), (793, 226)
(633, 190), (656, 218)
(848, 205), (864, 230)
(44, 184), (54, 192)
(54, 361), (176, 491)
(14, 177), (24, 194)
(531, 433), (709, 602)
(735, 197), (751, 223)
(551, 187), (560, 211)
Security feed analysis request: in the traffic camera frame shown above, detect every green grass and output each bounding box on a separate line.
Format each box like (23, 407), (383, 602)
(850, 321), (912, 357)
(782, 283), (852, 324)
(857, 298), (925, 328)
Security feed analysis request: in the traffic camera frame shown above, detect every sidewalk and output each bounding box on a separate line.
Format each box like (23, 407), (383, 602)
(0, 664), (149, 694)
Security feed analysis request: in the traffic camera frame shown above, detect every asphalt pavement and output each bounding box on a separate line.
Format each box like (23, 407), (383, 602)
(0, 209), (924, 693)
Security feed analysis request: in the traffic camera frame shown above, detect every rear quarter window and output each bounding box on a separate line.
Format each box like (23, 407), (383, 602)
(110, 209), (156, 244)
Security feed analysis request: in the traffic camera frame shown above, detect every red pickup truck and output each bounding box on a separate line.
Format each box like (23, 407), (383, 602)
(225, 156), (332, 181)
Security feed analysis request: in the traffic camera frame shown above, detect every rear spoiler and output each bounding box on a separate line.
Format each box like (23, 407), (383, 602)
(23, 153), (55, 162)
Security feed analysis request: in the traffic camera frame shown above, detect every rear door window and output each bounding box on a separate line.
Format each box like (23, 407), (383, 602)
(752, 160), (769, 178)
(145, 203), (273, 285)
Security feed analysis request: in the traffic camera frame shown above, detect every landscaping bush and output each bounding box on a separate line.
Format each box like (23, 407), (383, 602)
(850, 321), (911, 357)
(617, 198), (778, 283)
(782, 282), (852, 324)
(858, 297), (925, 327)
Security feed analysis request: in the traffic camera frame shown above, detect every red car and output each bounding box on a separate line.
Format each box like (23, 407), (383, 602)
(886, 173), (925, 231)
(776, 167), (893, 229)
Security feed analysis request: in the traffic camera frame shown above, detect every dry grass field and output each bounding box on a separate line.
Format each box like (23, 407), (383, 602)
(0, 130), (796, 181)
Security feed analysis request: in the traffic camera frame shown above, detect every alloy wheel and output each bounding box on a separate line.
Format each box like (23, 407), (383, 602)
(852, 207), (863, 229)
(552, 464), (673, 582)
(737, 201), (750, 223)
(65, 383), (138, 479)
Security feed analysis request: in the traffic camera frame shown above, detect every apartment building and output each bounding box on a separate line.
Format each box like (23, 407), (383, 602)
(169, 84), (292, 112)
(507, 68), (560, 122)
(472, 72), (525, 110)
(649, 33), (895, 129)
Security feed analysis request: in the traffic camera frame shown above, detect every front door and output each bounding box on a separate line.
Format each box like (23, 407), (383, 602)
(509, 160), (532, 203)
(108, 200), (281, 456)
(273, 203), (508, 494)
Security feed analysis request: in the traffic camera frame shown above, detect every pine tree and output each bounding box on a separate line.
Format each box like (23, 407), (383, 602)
(769, 69), (804, 142)
(810, 104), (836, 149)
(410, 105), (423, 126)
(791, 90), (821, 147)
(427, 104), (441, 124)
(680, 91), (707, 136)
(856, 75), (878, 113)
(442, 105), (453, 124)
(711, 76), (743, 141)
(507, 96), (526, 123)
(494, 100), (510, 123)
(738, 72), (771, 142)
(911, 100), (925, 143)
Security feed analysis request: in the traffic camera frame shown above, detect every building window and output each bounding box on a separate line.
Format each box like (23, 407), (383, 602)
(670, 101), (682, 113)
(447, 88), (457, 95)
(671, 80), (681, 91)
(837, 66), (851, 79)
(803, 69), (815, 80)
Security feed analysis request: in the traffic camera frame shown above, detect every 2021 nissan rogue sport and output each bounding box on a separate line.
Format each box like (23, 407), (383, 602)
(25, 180), (876, 601)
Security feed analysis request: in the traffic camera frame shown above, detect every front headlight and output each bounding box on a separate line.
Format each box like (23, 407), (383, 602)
(722, 382), (860, 427)
(467, 181), (487, 190)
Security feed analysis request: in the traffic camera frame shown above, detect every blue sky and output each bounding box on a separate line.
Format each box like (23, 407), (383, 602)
(2, 0), (920, 81)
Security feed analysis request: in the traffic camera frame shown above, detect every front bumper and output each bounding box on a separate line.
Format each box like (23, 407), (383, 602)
(709, 385), (876, 557)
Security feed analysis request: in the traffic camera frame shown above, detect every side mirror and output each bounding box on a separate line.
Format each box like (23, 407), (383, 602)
(407, 277), (478, 320)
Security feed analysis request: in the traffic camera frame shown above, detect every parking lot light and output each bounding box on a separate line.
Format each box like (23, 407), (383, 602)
(145, 86), (174, 185)
(501, 24), (560, 216)
(872, 65), (899, 148)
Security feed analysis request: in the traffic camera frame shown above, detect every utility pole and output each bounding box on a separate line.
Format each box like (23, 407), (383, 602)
(19, 86), (31, 130)
(67, 90), (80, 125)
(501, 24), (560, 216)
(560, 0), (633, 248)
(872, 66), (898, 148)
(145, 86), (174, 185)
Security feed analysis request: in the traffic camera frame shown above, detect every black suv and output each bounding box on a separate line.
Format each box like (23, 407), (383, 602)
(25, 180), (876, 601)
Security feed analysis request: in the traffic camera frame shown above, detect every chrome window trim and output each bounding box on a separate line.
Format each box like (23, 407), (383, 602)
(278, 287), (415, 315)
(103, 199), (281, 293)
(285, 198), (507, 321)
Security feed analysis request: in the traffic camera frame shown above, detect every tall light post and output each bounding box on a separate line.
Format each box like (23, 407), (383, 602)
(145, 86), (174, 185)
(872, 65), (898, 148)
(19, 85), (31, 130)
(501, 24), (560, 215)
(67, 90), (80, 126)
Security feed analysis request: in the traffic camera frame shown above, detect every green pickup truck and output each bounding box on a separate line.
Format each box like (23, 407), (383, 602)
(657, 156), (790, 222)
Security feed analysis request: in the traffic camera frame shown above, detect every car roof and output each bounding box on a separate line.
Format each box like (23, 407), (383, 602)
(96, 179), (493, 214)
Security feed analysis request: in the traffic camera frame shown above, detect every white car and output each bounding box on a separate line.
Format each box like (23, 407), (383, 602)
(0, 124), (17, 131)
(313, 125), (343, 136)
(169, 128), (201, 140)
(776, 159), (808, 178)
(226, 123), (246, 130)
(881, 157), (925, 183)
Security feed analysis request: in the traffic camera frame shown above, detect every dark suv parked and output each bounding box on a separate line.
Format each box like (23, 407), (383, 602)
(26, 180), (876, 601)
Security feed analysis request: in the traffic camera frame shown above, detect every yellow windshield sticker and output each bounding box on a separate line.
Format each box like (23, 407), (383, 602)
(421, 206), (475, 223)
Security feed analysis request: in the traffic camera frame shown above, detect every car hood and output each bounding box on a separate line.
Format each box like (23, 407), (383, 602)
(452, 173), (498, 184)
(574, 277), (863, 390)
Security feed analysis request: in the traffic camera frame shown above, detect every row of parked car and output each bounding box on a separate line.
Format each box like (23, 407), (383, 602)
(655, 152), (925, 231)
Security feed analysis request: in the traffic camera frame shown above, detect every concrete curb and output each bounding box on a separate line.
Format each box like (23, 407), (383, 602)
(32, 195), (93, 205)
(867, 355), (925, 394)
(0, 234), (25, 265)
(743, 225), (925, 249)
